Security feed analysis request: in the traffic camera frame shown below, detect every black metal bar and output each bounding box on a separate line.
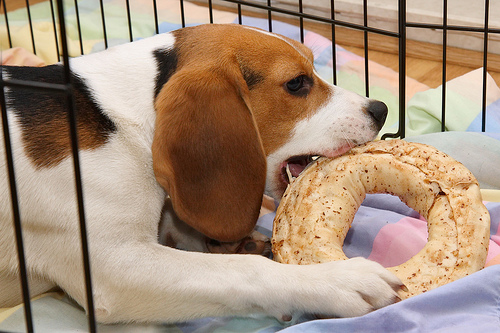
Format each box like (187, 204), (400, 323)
(330, 0), (337, 85)
(2, 78), (70, 91)
(99, 0), (108, 49)
(125, 0), (133, 42)
(397, 0), (406, 139)
(398, 0), (406, 139)
(180, 0), (186, 28)
(299, 0), (304, 43)
(237, 3), (242, 25)
(55, 0), (97, 331)
(1, 2), (34, 331)
(221, 0), (399, 38)
(49, 0), (61, 61)
(25, 0), (36, 55)
(0, 71), (35, 333)
(1, 0), (13, 48)
(407, 21), (500, 34)
(441, 0), (448, 132)
(382, 0), (406, 139)
(208, 0), (214, 24)
(153, 0), (159, 34)
(267, 0), (272, 32)
(73, 0), (85, 55)
(482, 0), (490, 132)
(363, 0), (369, 97)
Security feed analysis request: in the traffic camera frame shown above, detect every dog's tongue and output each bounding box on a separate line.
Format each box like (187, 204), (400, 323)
(284, 146), (353, 183)
(287, 159), (309, 178)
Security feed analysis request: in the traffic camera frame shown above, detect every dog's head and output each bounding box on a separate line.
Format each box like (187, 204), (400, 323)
(152, 24), (387, 241)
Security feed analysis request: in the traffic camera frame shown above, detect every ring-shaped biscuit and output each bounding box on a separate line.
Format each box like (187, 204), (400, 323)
(272, 140), (490, 298)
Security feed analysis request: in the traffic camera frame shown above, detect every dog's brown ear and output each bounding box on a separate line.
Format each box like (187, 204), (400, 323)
(152, 65), (266, 242)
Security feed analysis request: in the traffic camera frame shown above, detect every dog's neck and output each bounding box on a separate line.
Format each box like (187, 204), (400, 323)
(68, 33), (177, 142)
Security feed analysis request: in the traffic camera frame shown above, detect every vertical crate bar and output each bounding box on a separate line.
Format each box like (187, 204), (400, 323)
(153, 0), (159, 34)
(0, 75), (35, 333)
(208, 0), (214, 23)
(125, 0), (133, 42)
(99, 0), (108, 49)
(25, 0), (36, 55)
(330, 0), (337, 85)
(398, 0), (406, 138)
(73, 0), (85, 55)
(237, 3), (242, 25)
(180, 0), (186, 28)
(267, 0), (272, 32)
(363, 0), (369, 97)
(481, 0), (490, 132)
(382, 0), (406, 139)
(50, 0), (61, 61)
(441, 0), (448, 132)
(298, 0), (304, 43)
(55, 0), (97, 331)
(1, 2), (35, 332)
(1, 0), (13, 48)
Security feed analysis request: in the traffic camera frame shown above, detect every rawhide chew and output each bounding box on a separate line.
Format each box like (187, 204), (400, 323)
(272, 139), (490, 299)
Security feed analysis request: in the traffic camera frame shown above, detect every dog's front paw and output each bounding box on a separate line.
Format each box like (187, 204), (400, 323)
(308, 257), (403, 318)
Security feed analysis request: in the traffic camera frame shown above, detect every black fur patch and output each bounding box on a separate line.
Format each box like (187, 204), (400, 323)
(240, 65), (264, 90)
(154, 48), (178, 98)
(4, 65), (117, 168)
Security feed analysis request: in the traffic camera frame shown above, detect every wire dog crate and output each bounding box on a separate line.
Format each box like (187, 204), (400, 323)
(0, 0), (497, 332)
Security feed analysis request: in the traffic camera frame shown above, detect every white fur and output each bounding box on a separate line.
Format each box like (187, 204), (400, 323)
(0, 28), (400, 323)
(266, 86), (378, 197)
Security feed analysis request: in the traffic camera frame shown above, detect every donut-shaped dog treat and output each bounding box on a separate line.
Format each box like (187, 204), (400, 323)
(272, 140), (490, 299)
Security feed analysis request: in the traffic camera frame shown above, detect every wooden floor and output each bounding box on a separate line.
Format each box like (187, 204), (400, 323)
(309, 22), (500, 89)
(252, 13), (500, 89)
(3, 0), (500, 88)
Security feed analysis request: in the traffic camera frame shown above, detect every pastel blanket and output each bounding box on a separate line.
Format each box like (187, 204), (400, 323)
(1, 1), (500, 332)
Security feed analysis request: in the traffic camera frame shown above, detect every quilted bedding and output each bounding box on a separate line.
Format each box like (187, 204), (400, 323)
(1, 1), (499, 332)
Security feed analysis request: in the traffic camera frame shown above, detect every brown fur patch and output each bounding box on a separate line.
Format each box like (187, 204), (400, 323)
(5, 65), (116, 168)
(169, 24), (332, 156)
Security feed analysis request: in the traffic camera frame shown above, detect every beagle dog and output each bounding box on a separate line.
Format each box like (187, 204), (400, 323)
(0, 24), (402, 323)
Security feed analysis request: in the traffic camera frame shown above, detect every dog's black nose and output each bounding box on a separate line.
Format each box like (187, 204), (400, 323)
(366, 100), (388, 130)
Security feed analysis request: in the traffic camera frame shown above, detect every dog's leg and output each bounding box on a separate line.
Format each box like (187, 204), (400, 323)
(0, 271), (57, 307)
(158, 199), (208, 252)
(80, 243), (402, 323)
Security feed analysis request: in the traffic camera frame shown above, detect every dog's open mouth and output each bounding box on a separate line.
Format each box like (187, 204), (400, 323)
(279, 145), (355, 185)
(280, 155), (320, 184)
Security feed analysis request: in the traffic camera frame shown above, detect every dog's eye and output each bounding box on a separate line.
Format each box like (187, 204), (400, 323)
(286, 76), (304, 92)
(285, 75), (312, 97)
